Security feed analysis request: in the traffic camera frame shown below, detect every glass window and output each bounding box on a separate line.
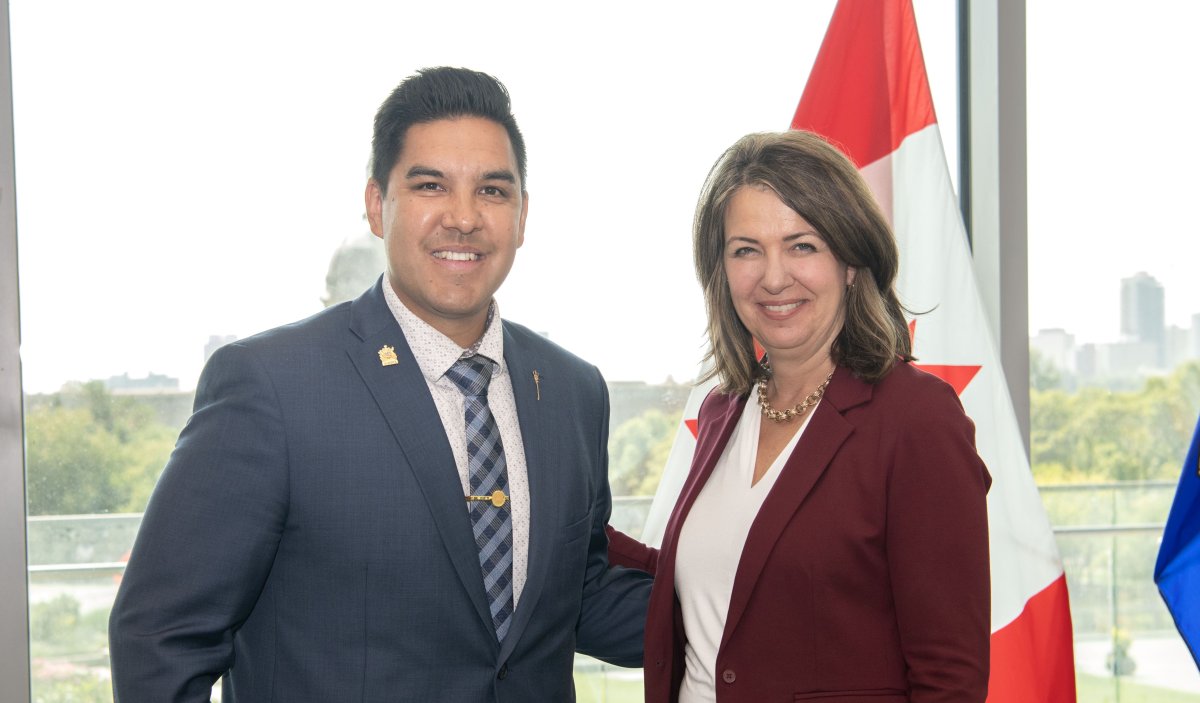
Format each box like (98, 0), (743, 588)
(8, 1), (958, 700)
(1027, 1), (1200, 699)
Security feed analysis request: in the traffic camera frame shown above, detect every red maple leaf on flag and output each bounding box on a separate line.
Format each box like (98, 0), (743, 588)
(908, 319), (981, 396)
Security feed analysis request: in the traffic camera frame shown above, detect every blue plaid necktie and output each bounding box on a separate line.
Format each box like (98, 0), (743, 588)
(445, 355), (514, 641)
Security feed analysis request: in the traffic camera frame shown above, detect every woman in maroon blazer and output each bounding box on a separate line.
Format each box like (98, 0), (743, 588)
(609, 130), (991, 702)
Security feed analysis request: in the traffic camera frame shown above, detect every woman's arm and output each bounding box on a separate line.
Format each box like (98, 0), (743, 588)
(606, 524), (660, 576)
(887, 378), (992, 703)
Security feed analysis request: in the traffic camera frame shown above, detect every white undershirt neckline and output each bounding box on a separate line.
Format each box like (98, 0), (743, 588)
(674, 396), (819, 703)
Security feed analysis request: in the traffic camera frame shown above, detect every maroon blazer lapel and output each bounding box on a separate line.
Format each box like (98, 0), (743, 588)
(658, 389), (745, 577)
(644, 388), (745, 698)
(719, 366), (873, 644)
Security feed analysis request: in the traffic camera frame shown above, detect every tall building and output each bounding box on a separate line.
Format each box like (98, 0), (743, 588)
(1167, 324), (1194, 369)
(1031, 328), (1076, 374)
(1120, 271), (1165, 367)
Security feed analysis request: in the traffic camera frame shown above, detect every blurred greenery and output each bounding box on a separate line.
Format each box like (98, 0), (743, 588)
(25, 381), (177, 515)
(31, 674), (112, 703)
(30, 594), (113, 703)
(1031, 360), (1200, 484)
(29, 594), (110, 659)
(608, 408), (680, 497)
(1077, 673), (1200, 703)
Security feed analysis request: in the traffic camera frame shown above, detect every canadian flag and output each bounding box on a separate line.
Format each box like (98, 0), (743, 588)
(641, 1), (1076, 700)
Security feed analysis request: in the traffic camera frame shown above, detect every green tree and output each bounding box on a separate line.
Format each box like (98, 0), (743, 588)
(29, 594), (82, 646)
(31, 674), (113, 703)
(24, 382), (176, 515)
(1030, 347), (1065, 391)
(25, 404), (129, 515)
(1031, 360), (1200, 483)
(609, 408), (681, 497)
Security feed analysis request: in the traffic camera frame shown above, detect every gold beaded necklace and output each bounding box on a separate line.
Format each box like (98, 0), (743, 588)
(756, 368), (833, 423)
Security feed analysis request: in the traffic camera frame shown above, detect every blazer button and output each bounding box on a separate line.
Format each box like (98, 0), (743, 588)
(497, 663), (509, 680)
(721, 669), (736, 684)
(655, 659), (664, 669)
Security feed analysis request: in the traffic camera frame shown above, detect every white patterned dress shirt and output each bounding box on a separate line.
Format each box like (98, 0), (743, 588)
(382, 282), (530, 607)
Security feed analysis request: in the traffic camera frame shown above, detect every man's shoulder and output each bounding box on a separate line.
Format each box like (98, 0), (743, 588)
(501, 319), (598, 377)
(234, 300), (354, 353)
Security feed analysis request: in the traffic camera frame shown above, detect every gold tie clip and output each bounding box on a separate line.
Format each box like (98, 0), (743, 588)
(466, 490), (509, 508)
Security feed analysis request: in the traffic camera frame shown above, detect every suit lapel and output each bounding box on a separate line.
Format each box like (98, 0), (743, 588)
(720, 366), (872, 644)
(497, 325), (550, 660)
(345, 281), (495, 643)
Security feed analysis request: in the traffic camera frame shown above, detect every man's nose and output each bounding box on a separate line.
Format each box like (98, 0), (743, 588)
(442, 191), (482, 235)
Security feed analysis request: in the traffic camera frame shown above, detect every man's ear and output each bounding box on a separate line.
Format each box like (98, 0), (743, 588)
(516, 191), (529, 248)
(365, 179), (385, 239)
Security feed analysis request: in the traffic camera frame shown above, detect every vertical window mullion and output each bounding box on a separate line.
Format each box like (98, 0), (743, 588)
(0, 1), (32, 701)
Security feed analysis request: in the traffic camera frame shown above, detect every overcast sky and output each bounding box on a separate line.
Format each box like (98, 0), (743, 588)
(9, 1), (1199, 393)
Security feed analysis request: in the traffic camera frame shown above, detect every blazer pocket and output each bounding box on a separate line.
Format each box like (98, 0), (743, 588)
(794, 689), (908, 702)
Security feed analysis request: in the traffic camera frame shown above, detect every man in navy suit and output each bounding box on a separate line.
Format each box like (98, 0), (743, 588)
(109, 67), (651, 702)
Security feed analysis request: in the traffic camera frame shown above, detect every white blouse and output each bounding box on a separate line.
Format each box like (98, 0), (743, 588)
(674, 397), (818, 703)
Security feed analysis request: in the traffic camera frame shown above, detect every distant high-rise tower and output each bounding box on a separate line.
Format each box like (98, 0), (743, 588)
(1120, 271), (1165, 366)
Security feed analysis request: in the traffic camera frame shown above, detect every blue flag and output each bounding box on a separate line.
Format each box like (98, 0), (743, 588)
(1156, 413), (1200, 670)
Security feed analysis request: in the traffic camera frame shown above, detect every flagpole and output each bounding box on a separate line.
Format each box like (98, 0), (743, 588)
(955, 0), (972, 246)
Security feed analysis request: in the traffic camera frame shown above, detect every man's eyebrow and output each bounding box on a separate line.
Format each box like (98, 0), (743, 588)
(405, 166), (444, 179)
(481, 170), (517, 184)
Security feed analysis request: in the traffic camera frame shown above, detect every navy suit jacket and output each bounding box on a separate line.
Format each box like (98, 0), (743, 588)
(610, 363), (991, 703)
(109, 279), (651, 702)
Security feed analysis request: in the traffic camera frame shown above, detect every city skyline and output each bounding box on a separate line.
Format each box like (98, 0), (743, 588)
(1032, 270), (1200, 383)
(1036, 270), (1199, 344)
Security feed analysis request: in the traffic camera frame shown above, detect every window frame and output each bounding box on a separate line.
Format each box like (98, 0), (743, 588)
(1, 1), (33, 700)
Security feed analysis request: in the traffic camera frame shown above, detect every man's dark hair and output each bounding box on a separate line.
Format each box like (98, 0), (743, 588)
(370, 67), (527, 193)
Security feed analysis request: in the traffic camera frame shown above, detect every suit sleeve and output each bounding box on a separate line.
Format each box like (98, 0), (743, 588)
(886, 378), (992, 702)
(606, 524), (660, 576)
(574, 366), (653, 667)
(108, 342), (288, 702)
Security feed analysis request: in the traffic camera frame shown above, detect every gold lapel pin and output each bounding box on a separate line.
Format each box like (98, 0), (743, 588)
(378, 345), (398, 367)
(532, 370), (541, 400)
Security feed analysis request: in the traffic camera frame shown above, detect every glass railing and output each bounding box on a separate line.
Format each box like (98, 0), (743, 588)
(1039, 481), (1198, 701)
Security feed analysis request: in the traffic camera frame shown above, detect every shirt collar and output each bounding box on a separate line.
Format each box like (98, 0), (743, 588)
(382, 280), (505, 385)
